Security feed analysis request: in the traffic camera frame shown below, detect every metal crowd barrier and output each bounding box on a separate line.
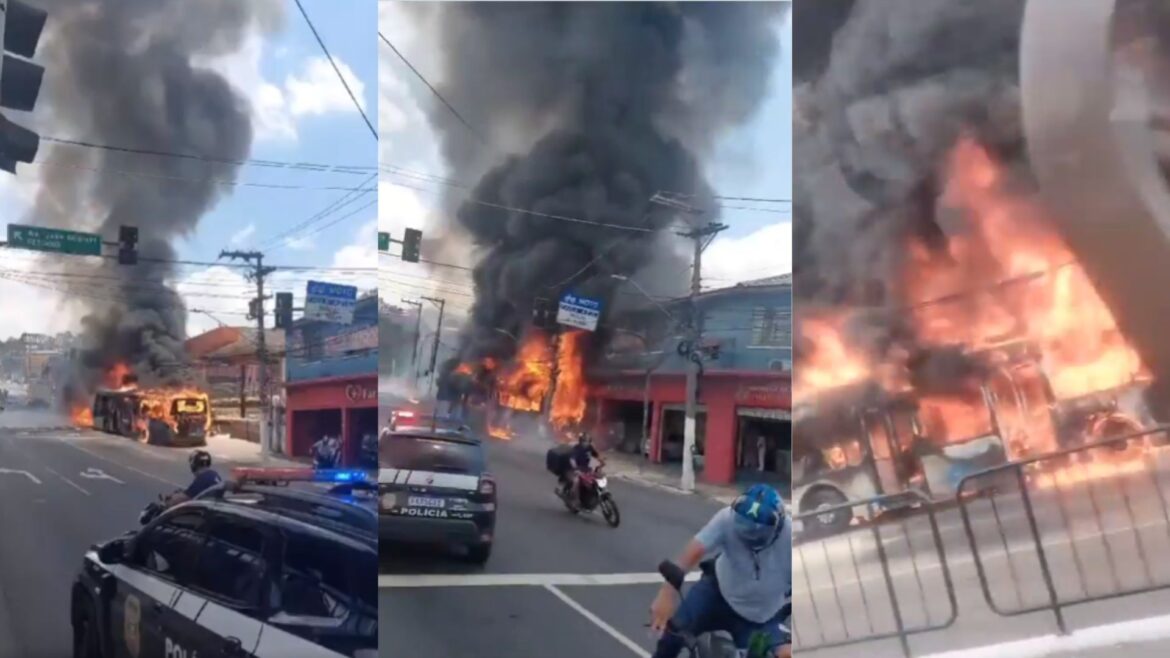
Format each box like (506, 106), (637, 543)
(956, 425), (1170, 634)
(792, 490), (957, 657)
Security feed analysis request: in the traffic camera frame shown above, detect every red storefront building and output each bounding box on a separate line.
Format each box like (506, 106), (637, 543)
(592, 371), (790, 485)
(283, 294), (379, 466)
(590, 275), (792, 486)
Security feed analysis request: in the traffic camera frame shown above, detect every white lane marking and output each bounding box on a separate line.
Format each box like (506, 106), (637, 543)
(378, 571), (702, 588)
(53, 438), (181, 488)
(79, 467), (125, 484)
(44, 466), (91, 495)
(544, 584), (651, 658)
(0, 468), (41, 485)
(919, 611), (1170, 658)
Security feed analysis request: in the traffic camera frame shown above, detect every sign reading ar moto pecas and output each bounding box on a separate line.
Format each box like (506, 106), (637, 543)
(557, 291), (602, 332)
(304, 280), (358, 325)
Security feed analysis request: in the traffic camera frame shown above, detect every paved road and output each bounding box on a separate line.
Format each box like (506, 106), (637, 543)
(795, 478), (1170, 657)
(0, 412), (304, 658)
(378, 436), (725, 658)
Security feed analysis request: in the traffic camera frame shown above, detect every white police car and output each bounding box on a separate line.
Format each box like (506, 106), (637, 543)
(70, 469), (378, 658)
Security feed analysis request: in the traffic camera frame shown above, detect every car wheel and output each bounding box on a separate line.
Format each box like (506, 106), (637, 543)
(73, 601), (103, 658)
(465, 542), (492, 565)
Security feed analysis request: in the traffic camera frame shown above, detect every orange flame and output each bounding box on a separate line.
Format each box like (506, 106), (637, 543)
(550, 330), (588, 429)
(488, 424), (513, 441)
(497, 330), (554, 412)
(794, 315), (871, 403)
(71, 406), (94, 427)
(798, 135), (1151, 460)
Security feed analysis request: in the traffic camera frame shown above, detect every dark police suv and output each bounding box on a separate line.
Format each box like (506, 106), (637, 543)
(378, 428), (497, 564)
(70, 468), (378, 658)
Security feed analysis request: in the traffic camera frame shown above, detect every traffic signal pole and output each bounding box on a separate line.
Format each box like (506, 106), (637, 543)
(220, 249), (277, 461)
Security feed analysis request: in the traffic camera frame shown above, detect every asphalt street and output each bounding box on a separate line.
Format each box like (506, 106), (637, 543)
(795, 478), (1170, 657)
(0, 408), (306, 658)
(378, 435), (725, 658)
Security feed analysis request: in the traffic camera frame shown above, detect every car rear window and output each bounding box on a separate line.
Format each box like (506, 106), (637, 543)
(380, 434), (483, 473)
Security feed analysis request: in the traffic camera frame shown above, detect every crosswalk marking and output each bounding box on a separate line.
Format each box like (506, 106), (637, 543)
(378, 571), (701, 588)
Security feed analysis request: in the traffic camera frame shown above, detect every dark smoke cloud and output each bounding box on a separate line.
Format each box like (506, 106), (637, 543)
(794, 0), (1025, 371)
(25, 0), (282, 404)
(404, 2), (785, 378)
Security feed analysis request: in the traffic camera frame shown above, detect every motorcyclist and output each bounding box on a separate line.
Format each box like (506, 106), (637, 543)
(649, 484), (791, 658)
(566, 432), (605, 507)
(164, 450), (222, 507)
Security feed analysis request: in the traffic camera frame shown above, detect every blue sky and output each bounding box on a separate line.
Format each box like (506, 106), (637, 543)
(377, 2), (792, 345)
(0, 0), (378, 339)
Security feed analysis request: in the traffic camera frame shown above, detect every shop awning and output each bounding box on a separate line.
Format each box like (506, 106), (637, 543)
(738, 407), (791, 421)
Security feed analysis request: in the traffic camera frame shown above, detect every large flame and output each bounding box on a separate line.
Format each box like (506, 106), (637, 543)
(462, 328), (590, 440)
(550, 330), (588, 430)
(497, 330), (554, 413)
(798, 136), (1151, 463)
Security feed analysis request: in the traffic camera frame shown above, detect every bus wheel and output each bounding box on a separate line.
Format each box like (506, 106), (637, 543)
(803, 488), (851, 536)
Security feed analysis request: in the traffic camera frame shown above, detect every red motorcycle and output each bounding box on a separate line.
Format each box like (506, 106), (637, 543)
(558, 468), (621, 527)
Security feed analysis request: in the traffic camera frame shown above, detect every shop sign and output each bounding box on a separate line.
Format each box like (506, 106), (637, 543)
(346, 383), (377, 402)
(595, 382), (644, 398)
(735, 381), (790, 407)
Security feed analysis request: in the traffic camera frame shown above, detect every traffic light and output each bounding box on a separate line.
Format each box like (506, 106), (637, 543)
(378, 231), (390, 252)
(532, 298), (556, 329)
(117, 225), (138, 265)
(274, 292), (293, 329)
(0, 0), (47, 174)
(248, 298), (260, 321)
(402, 227), (422, 263)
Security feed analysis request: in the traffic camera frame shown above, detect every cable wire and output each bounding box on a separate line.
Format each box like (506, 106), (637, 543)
(295, 0), (377, 139)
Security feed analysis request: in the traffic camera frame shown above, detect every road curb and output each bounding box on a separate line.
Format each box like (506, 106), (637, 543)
(609, 471), (738, 505)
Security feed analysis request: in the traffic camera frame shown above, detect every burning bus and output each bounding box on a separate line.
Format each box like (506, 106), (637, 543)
(794, 138), (1166, 533)
(89, 387), (211, 446)
(76, 365), (212, 447)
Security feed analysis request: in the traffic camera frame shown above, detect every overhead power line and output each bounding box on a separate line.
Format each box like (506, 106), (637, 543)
(40, 136), (374, 174)
(294, 0), (377, 139)
(379, 31), (486, 145)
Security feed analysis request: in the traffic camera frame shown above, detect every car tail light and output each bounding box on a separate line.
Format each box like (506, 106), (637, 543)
(478, 475), (495, 496)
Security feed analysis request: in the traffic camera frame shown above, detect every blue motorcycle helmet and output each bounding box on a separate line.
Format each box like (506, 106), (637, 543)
(731, 484), (785, 550)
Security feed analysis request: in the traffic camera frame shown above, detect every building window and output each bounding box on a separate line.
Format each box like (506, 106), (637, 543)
(750, 307), (790, 347)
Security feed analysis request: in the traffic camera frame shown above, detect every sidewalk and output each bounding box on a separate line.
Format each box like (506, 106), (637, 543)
(204, 432), (303, 468)
(603, 451), (743, 505)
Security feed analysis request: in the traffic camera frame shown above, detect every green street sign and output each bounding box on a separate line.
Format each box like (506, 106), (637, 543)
(378, 231), (390, 251)
(6, 224), (102, 256)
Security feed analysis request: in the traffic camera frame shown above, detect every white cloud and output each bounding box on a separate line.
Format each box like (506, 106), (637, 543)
(176, 265), (255, 337)
(198, 31), (367, 143)
(286, 57), (368, 118)
(283, 235), (315, 251)
(229, 223), (256, 246)
(702, 221), (792, 288)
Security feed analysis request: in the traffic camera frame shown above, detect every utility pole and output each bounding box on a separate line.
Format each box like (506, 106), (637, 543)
(420, 296), (446, 396)
(401, 298), (423, 380)
(221, 249), (277, 461)
(652, 191), (726, 492)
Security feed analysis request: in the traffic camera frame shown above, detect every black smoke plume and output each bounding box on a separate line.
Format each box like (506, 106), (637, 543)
(24, 0), (281, 405)
(793, 0), (1025, 377)
(401, 2), (786, 386)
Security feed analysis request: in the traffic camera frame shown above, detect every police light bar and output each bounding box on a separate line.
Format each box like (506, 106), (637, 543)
(231, 467), (369, 484)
